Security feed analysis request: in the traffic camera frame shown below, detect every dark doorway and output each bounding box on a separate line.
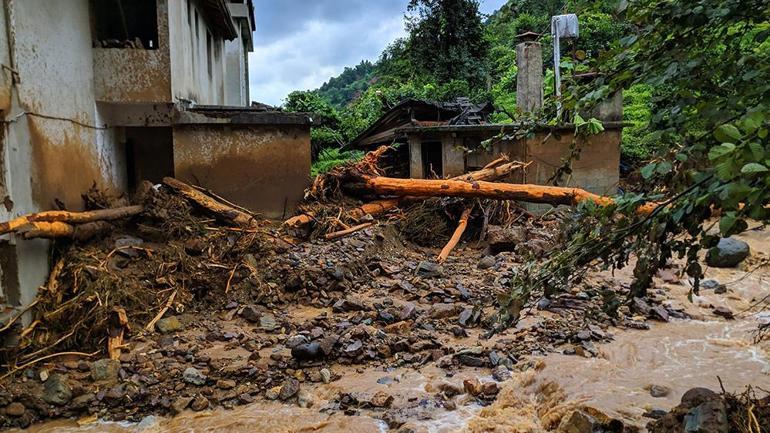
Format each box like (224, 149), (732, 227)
(421, 141), (443, 178)
(125, 127), (174, 190)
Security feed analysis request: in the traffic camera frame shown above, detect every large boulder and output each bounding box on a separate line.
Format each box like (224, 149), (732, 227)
(706, 238), (750, 268)
(487, 225), (527, 254)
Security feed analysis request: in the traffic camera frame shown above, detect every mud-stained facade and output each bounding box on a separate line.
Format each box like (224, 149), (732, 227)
(174, 121), (311, 219)
(0, 0), (310, 325)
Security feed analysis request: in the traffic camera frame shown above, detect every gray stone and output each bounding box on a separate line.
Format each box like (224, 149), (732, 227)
(182, 367), (207, 386)
(477, 256), (496, 270)
(320, 368), (332, 384)
(706, 238), (750, 268)
(90, 358), (120, 382)
(684, 400), (728, 433)
(278, 378), (300, 400)
(700, 279), (725, 292)
(416, 261), (442, 278)
(291, 342), (322, 361)
(491, 365), (511, 382)
(681, 387), (717, 408)
(429, 303), (458, 319)
(259, 313), (279, 331)
(487, 225), (527, 253)
(240, 305), (261, 323)
(43, 374), (72, 406)
(156, 316), (184, 334)
(285, 335), (309, 349)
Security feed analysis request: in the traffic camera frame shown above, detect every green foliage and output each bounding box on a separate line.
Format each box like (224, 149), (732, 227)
(311, 148), (365, 177)
(405, 0), (489, 88)
(316, 61), (376, 107)
(621, 84), (658, 161)
(501, 0), (770, 325)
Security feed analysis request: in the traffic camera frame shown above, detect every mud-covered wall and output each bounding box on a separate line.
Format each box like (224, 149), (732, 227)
(168, 0), (227, 105)
(0, 0), (127, 311)
(173, 125), (310, 219)
(93, 0), (172, 103)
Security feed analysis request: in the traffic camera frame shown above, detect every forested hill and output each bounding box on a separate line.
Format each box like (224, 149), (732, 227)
(288, 0), (656, 164)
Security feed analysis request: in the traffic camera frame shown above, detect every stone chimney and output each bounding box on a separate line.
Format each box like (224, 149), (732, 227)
(515, 32), (543, 113)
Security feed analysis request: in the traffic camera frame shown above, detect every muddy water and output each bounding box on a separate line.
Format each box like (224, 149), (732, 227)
(23, 229), (770, 433)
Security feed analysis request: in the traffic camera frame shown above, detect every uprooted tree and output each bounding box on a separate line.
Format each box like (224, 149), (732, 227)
(497, 0), (770, 324)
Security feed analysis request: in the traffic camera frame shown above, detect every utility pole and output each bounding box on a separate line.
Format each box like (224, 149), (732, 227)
(551, 14), (579, 120)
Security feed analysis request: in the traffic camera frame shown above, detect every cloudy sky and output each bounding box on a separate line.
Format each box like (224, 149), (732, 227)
(249, 0), (508, 106)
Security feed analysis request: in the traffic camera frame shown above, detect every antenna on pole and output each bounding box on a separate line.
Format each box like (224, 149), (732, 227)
(551, 14), (579, 121)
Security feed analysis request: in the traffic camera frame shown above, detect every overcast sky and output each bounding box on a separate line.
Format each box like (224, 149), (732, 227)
(248, 0), (509, 106)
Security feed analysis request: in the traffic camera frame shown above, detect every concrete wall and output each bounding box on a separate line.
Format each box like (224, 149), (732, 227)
(93, 0), (172, 103)
(224, 24), (248, 106)
(168, 0), (228, 105)
(173, 125), (310, 219)
(0, 0), (127, 313)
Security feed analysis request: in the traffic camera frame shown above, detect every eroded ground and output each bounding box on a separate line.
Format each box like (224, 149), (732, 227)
(4, 217), (770, 433)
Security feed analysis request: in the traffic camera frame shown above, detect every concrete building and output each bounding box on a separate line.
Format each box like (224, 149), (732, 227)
(0, 0), (310, 324)
(347, 38), (622, 211)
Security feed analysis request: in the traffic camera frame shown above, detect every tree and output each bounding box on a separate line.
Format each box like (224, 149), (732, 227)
(501, 0), (770, 324)
(405, 0), (489, 88)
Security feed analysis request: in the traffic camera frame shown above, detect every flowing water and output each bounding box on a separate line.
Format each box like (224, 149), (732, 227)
(21, 230), (770, 433)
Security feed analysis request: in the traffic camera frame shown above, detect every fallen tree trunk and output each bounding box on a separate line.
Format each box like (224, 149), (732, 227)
(324, 222), (375, 240)
(19, 221), (113, 240)
(362, 176), (659, 214)
(437, 207), (472, 263)
(0, 205), (143, 236)
(286, 158), (528, 228)
(163, 177), (259, 228)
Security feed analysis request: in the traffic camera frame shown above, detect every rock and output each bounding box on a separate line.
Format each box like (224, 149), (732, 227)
(156, 316), (184, 333)
(238, 393), (255, 404)
(190, 395), (209, 411)
(39, 369), (49, 382)
(43, 374), (72, 405)
(643, 409), (668, 420)
(700, 279), (726, 293)
(5, 402), (25, 417)
(491, 365), (511, 382)
(370, 391), (394, 408)
(537, 298), (552, 310)
(265, 386), (281, 400)
(649, 385), (671, 398)
(487, 225), (527, 253)
(320, 368), (332, 384)
(416, 261), (442, 278)
(216, 379), (236, 390)
(712, 306), (734, 319)
(182, 367), (207, 386)
(285, 335), (309, 349)
(240, 305), (261, 323)
(343, 340), (363, 357)
(332, 298), (367, 313)
(478, 256), (496, 270)
(681, 388), (718, 408)
(706, 238), (750, 268)
(292, 342), (323, 361)
(90, 358), (120, 382)
(297, 389), (314, 408)
(458, 308), (475, 327)
(171, 397), (193, 415)
(399, 303), (416, 320)
(436, 382), (463, 397)
(650, 305), (670, 322)
(259, 313), (279, 331)
(463, 378), (482, 396)
(684, 400), (728, 433)
(658, 269), (680, 283)
(318, 336), (338, 356)
(456, 354), (486, 367)
(429, 303), (458, 319)
(278, 378), (300, 400)
(632, 297), (652, 316)
(480, 382), (500, 398)
(559, 410), (597, 433)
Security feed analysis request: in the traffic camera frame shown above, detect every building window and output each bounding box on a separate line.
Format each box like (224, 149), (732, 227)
(93, 0), (159, 49)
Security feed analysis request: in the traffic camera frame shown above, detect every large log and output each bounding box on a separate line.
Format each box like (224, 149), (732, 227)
(163, 177), (258, 228)
(20, 221), (112, 240)
(0, 205), (143, 236)
(362, 176), (658, 214)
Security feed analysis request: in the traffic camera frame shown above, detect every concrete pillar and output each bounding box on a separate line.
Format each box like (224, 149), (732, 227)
(516, 39), (544, 113)
(442, 136), (466, 177)
(408, 136), (423, 179)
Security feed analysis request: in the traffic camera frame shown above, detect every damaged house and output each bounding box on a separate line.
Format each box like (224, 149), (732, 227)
(0, 1), (310, 322)
(347, 37), (622, 207)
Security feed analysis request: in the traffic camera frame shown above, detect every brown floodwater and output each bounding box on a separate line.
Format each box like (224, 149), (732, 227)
(21, 228), (770, 433)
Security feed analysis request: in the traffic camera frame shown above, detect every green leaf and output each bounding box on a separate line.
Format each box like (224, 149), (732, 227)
(708, 143), (736, 160)
(741, 162), (768, 174)
(714, 124), (742, 143)
(656, 161), (672, 175)
(748, 143), (765, 161)
(719, 212), (737, 236)
(640, 163), (656, 180)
